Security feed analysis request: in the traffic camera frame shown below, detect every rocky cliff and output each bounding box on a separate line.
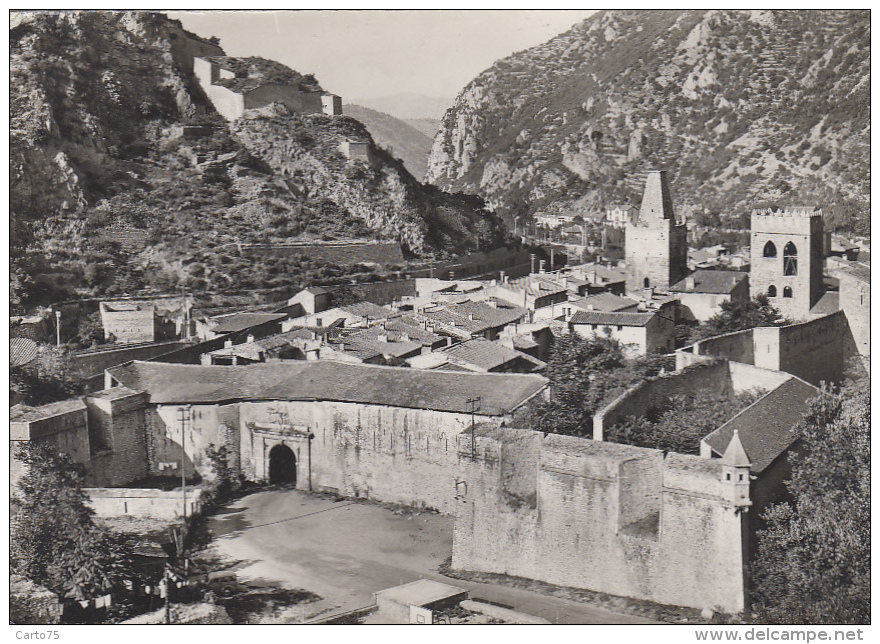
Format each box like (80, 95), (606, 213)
(427, 10), (869, 232)
(10, 11), (506, 307)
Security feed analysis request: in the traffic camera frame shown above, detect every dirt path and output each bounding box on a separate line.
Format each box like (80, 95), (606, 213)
(207, 489), (656, 624)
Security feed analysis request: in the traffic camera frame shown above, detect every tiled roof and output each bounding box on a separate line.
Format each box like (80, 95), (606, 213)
(570, 263), (627, 283)
(570, 293), (638, 313)
(843, 264), (870, 283)
(569, 310), (656, 327)
(703, 378), (822, 474)
(420, 300), (525, 336)
(340, 302), (396, 320)
(510, 335), (539, 350)
(810, 291), (840, 316)
(670, 270), (746, 295)
(442, 339), (526, 371)
(383, 317), (443, 345)
(10, 337), (40, 367)
(210, 312), (287, 333)
(499, 276), (567, 298)
(337, 328), (422, 359)
(86, 386), (143, 401)
(107, 360), (548, 415)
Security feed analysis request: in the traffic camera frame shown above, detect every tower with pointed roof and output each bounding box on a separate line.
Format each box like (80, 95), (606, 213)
(625, 170), (688, 293)
(721, 430), (752, 509)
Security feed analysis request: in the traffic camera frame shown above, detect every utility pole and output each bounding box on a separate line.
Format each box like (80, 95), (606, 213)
(466, 397), (481, 460)
(177, 406), (192, 520)
(55, 310), (61, 347)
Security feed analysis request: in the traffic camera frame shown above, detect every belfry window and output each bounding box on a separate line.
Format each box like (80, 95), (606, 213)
(783, 286), (793, 298)
(763, 241), (777, 258)
(767, 285), (777, 297)
(644, 277), (650, 288)
(783, 242), (798, 276)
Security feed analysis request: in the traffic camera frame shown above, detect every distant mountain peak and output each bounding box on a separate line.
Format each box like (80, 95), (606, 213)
(349, 93), (453, 120)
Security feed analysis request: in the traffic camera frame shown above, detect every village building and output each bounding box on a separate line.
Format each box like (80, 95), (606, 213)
(283, 301), (396, 332)
(624, 170), (688, 293)
(193, 56), (342, 121)
(568, 293), (639, 316)
(749, 206), (826, 320)
(566, 262), (628, 295)
(605, 203), (638, 228)
(568, 309), (675, 356)
(286, 286), (332, 316)
(195, 311), (288, 341)
(669, 269), (750, 322)
(438, 338), (545, 373)
(416, 299), (527, 342)
(99, 300), (182, 344)
(490, 275), (568, 313)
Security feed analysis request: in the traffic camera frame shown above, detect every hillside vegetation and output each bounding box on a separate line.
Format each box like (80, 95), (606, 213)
(343, 104), (434, 180)
(428, 10), (869, 234)
(10, 11), (507, 308)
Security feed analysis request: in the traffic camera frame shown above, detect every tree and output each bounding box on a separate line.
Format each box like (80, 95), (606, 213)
(10, 346), (83, 407)
(12, 443), (125, 601)
(689, 295), (787, 343)
(750, 380), (869, 624)
(604, 388), (764, 455)
(203, 443), (243, 505)
(520, 334), (669, 437)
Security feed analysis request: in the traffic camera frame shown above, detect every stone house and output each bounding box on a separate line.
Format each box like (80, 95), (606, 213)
(669, 269), (750, 322)
(99, 301), (179, 344)
(568, 309), (674, 356)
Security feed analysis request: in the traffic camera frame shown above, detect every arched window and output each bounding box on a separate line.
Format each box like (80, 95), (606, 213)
(763, 241), (777, 258)
(783, 242), (798, 276)
(783, 286), (793, 298)
(644, 277), (650, 288)
(767, 285), (777, 297)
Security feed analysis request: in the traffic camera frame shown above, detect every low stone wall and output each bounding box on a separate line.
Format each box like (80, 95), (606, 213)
(10, 575), (62, 624)
(121, 602), (232, 624)
(85, 487), (203, 519)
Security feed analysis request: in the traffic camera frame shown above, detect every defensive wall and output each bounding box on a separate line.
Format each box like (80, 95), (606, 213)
(71, 341), (189, 378)
(85, 487), (203, 519)
(676, 311), (850, 386)
(240, 241), (405, 266)
(593, 360), (789, 441)
(452, 431), (750, 614)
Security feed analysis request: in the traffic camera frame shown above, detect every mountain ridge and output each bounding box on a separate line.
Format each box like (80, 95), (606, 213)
(427, 9), (869, 233)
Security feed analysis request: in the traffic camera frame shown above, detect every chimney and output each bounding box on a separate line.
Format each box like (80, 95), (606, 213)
(499, 270), (506, 283)
(685, 276), (695, 290)
(587, 304), (595, 311)
(530, 253), (536, 273)
(377, 334), (388, 343)
(468, 313), (475, 320)
(486, 300), (497, 309)
(246, 334), (255, 343)
(539, 259), (546, 274)
(224, 339), (233, 348)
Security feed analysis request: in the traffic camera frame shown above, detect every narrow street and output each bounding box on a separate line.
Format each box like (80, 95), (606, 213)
(207, 488), (657, 624)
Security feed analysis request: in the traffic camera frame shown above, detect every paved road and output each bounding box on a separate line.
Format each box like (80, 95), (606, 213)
(208, 488), (656, 624)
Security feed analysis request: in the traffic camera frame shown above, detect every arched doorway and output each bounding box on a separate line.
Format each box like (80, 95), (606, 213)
(268, 444), (296, 485)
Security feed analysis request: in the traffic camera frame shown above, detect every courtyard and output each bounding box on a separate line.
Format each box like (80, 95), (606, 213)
(206, 488), (657, 624)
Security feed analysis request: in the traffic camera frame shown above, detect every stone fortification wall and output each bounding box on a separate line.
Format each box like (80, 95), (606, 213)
(72, 341), (188, 377)
(10, 575), (62, 624)
(594, 360), (732, 439)
(238, 400), (506, 513)
(149, 403), (240, 478)
(686, 328), (755, 365)
(452, 433), (749, 614)
(759, 311), (846, 386)
(84, 391), (150, 487)
(244, 84), (325, 114)
(86, 487), (203, 519)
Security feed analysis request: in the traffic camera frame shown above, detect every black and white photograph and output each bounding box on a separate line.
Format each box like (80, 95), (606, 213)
(8, 5), (870, 633)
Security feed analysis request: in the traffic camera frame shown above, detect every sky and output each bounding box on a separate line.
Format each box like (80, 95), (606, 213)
(167, 10), (597, 102)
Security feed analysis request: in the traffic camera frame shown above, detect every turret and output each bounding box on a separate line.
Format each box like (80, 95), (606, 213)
(721, 430), (752, 509)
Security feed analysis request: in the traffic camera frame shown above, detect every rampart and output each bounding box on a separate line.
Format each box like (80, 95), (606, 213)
(676, 311), (849, 386)
(71, 341), (188, 377)
(85, 487), (203, 519)
(240, 242), (405, 266)
(452, 432), (749, 614)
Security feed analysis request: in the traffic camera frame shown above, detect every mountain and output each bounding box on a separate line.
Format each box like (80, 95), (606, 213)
(10, 11), (507, 307)
(351, 92), (453, 120)
(427, 10), (869, 234)
(403, 118), (442, 140)
(342, 104), (433, 181)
